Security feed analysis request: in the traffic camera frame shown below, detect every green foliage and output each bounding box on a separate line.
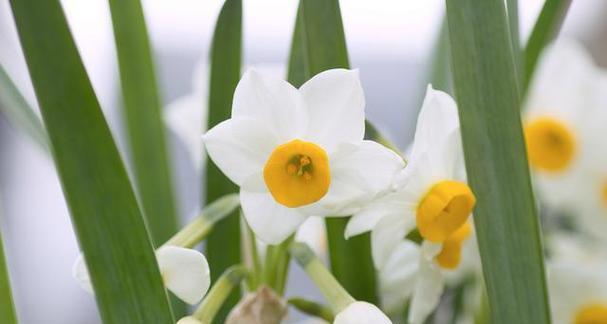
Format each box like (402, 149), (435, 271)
(0, 229), (17, 324)
(8, 0), (174, 322)
(446, 0), (550, 323)
(205, 0), (243, 321)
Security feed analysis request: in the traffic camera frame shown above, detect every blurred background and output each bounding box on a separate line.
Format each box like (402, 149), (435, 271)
(1, 0), (606, 323)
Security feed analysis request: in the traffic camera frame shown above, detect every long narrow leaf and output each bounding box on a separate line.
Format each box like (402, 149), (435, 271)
(205, 0), (242, 321)
(289, 0), (378, 303)
(506, 0), (521, 81)
(0, 227), (17, 324)
(8, 1), (174, 322)
(0, 64), (47, 150)
(446, 1), (550, 323)
(523, 0), (572, 90)
(107, 0), (178, 246)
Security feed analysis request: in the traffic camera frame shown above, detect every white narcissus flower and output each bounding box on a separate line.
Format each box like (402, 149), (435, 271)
(176, 317), (202, 324)
(345, 85), (476, 323)
(203, 68), (405, 244)
(73, 246), (211, 305)
(523, 39), (607, 232)
(548, 249), (607, 324)
(333, 301), (392, 324)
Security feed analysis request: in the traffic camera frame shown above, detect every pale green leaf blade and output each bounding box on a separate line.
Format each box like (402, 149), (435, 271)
(289, 0), (377, 303)
(446, 1), (550, 323)
(523, 0), (572, 90)
(8, 0), (174, 322)
(0, 228), (17, 324)
(205, 0), (243, 322)
(0, 64), (47, 150)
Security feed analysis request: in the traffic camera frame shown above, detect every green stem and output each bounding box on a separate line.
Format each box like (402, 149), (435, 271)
(164, 194), (240, 248)
(245, 221), (262, 290)
(193, 265), (248, 323)
(290, 242), (354, 313)
(288, 297), (334, 322)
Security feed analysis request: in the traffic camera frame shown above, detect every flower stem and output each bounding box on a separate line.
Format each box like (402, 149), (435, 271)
(193, 265), (248, 323)
(163, 194), (240, 248)
(290, 242), (355, 313)
(288, 297), (334, 322)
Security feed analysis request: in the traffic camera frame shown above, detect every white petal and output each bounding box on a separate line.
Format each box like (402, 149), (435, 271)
(295, 217), (327, 258)
(176, 317), (203, 324)
(164, 92), (206, 172)
(409, 85), (460, 163)
(372, 213), (416, 269)
(379, 241), (420, 312)
(203, 117), (280, 185)
(240, 190), (309, 244)
(334, 301), (392, 324)
(300, 69), (365, 152)
(72, 254), (93, 294)
(309, 141), (405, 216)
(345, 191), (407, 239)
(157, 246), (211, 305)
(408, 253), (444, 324)
(232, 69), (306, 140)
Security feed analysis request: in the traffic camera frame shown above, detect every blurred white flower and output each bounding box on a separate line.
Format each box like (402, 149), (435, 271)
(523, 40), (607, 233)
(548, 248), (607, 324)
(203, 68), (404, 244)
(333, 301), (392, 324)
(345, 86), (476, 323)
(73, 246), (211, 305)
(176, 316), (202, 324)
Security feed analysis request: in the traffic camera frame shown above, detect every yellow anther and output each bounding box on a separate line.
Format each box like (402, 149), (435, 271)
(436, 222), (472, 269)
(264, 139), (330, 208)
(574, 303), (607, 324)
(417, 180), (476, 242)
(524, 117), (576, 172)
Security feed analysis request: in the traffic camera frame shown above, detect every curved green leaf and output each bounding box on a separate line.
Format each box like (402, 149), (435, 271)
(106, 0), (178, 247)
(0, 227), (17, 324)
(446, 0), (550, 323)
(8, 0), (173, 322)
(205, 0), (243, 321)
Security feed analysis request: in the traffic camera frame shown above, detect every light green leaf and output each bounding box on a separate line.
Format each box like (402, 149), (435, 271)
(8, 0), (174, 322)
(0, 64), (47, 150)
(205, 0), (243, 322)
(523, 0), (572, 90)
(0, 227), (17, 324)
(289, 0), (378, 304)
(446, 1), (550, 323)
(107, 0), (178, 247)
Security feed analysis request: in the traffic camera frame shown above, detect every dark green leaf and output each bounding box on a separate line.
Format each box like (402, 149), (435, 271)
(205, 0), (243, 321)
(107, 0), (178, 247)
(0, 64), (47, 150)
(288, 0), (377, 303)
(523, 0), (572, 91)
(8, 0), (173, 322)
(0, 228), (17, 324)
(446, 0), (550, 323)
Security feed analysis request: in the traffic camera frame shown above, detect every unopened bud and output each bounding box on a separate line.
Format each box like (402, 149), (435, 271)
(226, 286), (287, 324)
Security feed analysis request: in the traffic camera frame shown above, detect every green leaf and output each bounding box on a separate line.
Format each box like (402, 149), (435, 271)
(106, 0), (178, 247)
(506, 0), (522, 82)
(0, 64), (48, 150)
(205, 0), (242, 321)
(523, 0), (572, 90)
(0, 228), (17, 324)
(288, 0), (378, 304)
(8, 0), (174, 322)
(446, 1), (550, 324)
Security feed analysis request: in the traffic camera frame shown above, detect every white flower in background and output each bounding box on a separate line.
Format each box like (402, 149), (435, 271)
(523, 39), (607, 222)
(163, 59), (209, 172)
(333, 301), (392, 324)
(203, 68), (405, 244)
(176, 317), (202, 324)
(548, 252), (607, 324)
(378, 240), (420, 313)
(345, 86), (476, 323)
(295, 216), (327, 259)
(73, 246), (211, 305)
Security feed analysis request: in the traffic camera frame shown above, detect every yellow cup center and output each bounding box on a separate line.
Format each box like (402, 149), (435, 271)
(417, 180), (476, 242)
(524, 117), (576, 172)
(602, 181), (607, 208)
(436, 222), (472, 269)
(263, 139), (330, 208)
(575, 303), (607, 324)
